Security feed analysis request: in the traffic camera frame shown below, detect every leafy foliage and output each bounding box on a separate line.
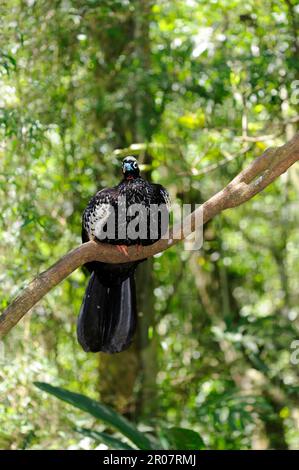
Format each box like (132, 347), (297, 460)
(35, 382), (204, 450)
(0, 0), (298, 450)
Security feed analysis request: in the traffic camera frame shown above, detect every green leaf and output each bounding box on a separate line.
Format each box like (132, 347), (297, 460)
(164, 427), (205, 450)
(75, 427), (135, 450)
(34, 382), (153, 450)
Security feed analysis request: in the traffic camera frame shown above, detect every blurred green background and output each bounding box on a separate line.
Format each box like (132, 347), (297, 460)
(0, 0), (299, 450)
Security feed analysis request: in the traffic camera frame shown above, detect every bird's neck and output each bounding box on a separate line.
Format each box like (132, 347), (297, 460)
(123, 173), (141, 182)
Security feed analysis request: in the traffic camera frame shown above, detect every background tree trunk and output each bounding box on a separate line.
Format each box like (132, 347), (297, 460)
(97, 0), (158, 418)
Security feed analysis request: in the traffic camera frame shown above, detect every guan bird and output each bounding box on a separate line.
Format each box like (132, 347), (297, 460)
(77, 156), (170, 354)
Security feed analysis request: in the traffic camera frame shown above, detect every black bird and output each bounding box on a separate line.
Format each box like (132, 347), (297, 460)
(77, 156), (169, 354)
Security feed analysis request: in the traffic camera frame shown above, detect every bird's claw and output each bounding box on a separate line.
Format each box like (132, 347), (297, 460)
(116, 245), (129, 257)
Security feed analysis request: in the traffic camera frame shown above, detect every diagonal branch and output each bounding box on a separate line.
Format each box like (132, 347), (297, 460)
(1, 133), (299, 339)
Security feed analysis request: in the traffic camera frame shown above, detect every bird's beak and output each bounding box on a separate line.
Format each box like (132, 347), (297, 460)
(123, 163), (132, 172)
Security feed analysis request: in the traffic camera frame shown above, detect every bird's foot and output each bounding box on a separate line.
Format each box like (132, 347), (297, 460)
(116, 245), (129, 257)
(136, 244), (142, 255)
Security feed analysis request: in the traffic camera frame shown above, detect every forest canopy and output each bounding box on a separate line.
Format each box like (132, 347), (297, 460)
(0, 0), (299, 450)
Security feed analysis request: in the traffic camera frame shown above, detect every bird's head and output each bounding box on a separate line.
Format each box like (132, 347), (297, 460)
(122, 156), (140, 179)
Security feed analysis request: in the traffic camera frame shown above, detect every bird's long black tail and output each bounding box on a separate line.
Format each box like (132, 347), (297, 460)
(77, 272), (137, 353)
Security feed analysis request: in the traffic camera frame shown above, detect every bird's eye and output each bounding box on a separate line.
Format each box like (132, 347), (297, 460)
(133, 161), (138, 169)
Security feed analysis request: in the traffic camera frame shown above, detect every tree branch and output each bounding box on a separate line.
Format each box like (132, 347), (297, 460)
(1, 133), (299, 339)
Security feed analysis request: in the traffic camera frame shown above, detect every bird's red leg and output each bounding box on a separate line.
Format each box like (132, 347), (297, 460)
(136, 243), (142, 255)
(116, 245), (129, 257)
